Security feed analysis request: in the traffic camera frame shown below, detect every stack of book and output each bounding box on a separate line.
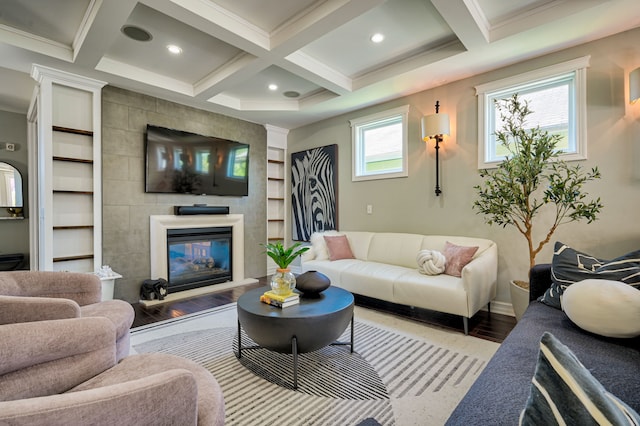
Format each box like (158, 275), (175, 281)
(260, 290), (300, 308)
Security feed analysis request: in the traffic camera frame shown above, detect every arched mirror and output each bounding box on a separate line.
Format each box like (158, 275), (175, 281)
(0, 162), (23, 208)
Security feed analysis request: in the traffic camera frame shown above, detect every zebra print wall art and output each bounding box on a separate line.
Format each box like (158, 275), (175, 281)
(291, 144), (338, 241)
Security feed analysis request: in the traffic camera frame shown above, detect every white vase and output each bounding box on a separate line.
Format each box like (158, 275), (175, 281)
(510, 280), (530, 321)
(270, 268), (296, 296)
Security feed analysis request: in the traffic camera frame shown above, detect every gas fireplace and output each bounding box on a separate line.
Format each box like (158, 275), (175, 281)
(150, 214), (252, 298)
(166, 226), (232, 292)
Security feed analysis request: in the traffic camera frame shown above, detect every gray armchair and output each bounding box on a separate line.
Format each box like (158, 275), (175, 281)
(0, 271), (134, 360)
(0, 316), (225, 425)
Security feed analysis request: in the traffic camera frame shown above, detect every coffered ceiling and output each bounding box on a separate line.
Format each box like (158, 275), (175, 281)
(0, 0), (638, 129)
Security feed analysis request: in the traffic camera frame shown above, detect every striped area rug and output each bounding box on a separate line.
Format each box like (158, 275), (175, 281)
(132, 304), (498, 425)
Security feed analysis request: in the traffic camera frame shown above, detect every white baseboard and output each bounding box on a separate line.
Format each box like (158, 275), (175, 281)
(486, 300), (515, 317)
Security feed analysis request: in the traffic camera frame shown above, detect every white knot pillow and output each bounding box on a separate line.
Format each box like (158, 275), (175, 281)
(416, 249), (446, 275)
(563, 279), (640, 338)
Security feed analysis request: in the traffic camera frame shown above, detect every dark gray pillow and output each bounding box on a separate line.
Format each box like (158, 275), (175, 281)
(538, 241), (640, 309)
(520, 332), (640, 425)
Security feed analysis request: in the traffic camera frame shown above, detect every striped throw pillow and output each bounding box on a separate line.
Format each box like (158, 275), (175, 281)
(539, 242), (640, 310)
(520, 332), (640, 425)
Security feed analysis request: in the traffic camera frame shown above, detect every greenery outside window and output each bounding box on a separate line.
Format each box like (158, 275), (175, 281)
(475, 56), (590, 168)
(228, 146), (248, 179)
(350, 105), (409, 181)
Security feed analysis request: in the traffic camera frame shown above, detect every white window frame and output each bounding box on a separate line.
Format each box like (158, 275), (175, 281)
(350, 105), (410, 182)
(475, 56), (590, 169)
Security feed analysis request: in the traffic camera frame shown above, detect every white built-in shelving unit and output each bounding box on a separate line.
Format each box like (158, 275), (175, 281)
(265, 125), (289, 274)
(29, 65), (106, 272)
(267, 149), (285, 242)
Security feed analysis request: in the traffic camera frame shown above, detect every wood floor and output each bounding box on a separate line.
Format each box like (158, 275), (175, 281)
(132, 277), (517, 343)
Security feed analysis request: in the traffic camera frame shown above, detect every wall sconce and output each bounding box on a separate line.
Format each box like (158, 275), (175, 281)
(422, 100), (450, 196)
(630, 67), (640, 104)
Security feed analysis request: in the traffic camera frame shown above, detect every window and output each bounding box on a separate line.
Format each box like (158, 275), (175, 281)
(195, 149), (210, 173)
(350, 105), (409, 181)
(227, 146), (248, 179)
(475, 56), (590, 168)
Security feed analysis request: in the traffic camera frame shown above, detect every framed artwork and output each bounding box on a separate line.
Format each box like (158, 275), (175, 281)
(291, 144), (338, 241)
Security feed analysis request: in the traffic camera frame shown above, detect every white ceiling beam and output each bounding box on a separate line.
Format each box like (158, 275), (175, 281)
(146, 0), (270, 55)
(352, 38), (467, 91)
(72, 0), (137, 67)
(485, 0), (609, 42)
(430, 0), (489, 49)
(283, 51), (352, 94)
(270, 0), (385, 53)
(193, 54), (268, 99)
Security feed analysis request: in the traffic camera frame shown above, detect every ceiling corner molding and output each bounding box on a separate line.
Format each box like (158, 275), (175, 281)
(0, 24), (73, 62)
(166, 0), (271, 50)
(71, 0), (103, 62)
(95, 57), (194, 96)
(285, 51), (352, 94)
(31, 64), (107, 89)
(462, 0), (491, 42)
(193, 53), (261, 97)
(353, 38), (466, 91)
(207, 93), (242, 110)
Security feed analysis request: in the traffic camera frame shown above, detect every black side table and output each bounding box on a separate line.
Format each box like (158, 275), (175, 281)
(236, 286), (354, 389)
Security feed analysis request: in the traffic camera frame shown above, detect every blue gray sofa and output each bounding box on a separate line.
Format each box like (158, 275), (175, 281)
(446, 264), (640, 425)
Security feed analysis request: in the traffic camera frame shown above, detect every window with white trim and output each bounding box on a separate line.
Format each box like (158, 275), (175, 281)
(475, 56), (590, 168)
(350, 105), (409, 181)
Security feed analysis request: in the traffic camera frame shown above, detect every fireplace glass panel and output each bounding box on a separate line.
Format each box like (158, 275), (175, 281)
(167, 226), (232, 292)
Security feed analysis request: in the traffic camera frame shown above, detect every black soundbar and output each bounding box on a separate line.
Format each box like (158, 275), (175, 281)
(174, 205), (230, 215)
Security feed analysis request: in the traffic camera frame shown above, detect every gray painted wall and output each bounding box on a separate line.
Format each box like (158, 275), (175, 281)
(102, 87), (267, 302)
(288, 27), (640, 306)
(0, 110), (29, 267)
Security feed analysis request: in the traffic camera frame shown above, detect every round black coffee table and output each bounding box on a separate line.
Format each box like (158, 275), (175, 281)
(236, 286), (354, 389)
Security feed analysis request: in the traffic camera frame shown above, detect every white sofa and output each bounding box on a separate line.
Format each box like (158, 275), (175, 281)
(300, 231), (498, 334)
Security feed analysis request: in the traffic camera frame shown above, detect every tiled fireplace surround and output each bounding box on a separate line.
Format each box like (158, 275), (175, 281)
(101, 86), (267, 303)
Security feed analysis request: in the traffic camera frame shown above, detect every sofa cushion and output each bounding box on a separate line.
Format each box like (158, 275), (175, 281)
(540, 242), (640, 310)
(443, 242), (478, 278)
(302, 259), (358, 290)
(520, 332), (640, 425)
(338, 261), (404, 301)
(393, 270), (468, 317)
(562, 279), (640, 338)
(324, 235), (355, 261)
(446, 301), (640, 425)
(367, 233), (424, 269)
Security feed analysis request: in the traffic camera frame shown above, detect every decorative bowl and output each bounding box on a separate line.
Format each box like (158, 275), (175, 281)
(295, 270), (330, 296)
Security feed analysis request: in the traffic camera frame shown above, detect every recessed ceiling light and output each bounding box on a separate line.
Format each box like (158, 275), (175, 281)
(167, 44), (182, 55)
(268, 84), (278, 91)
(121, 25), (152, 42)
(370, 33), (385, 43)
(283, 91), (300, 98)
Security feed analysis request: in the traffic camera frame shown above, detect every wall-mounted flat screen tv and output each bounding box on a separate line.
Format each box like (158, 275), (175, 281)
(145, 125), (249, 196)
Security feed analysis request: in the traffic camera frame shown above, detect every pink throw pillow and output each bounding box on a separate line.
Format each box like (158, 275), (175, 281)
(324, 235), (355, 261)
(443, 241), (479, 277)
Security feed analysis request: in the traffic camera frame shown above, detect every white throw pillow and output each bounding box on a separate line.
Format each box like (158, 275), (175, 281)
(563, 279), (640, 338)
(309, 231), (342, 261)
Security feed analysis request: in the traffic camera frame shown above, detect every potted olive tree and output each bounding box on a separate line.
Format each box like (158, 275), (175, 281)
(263, 241), (309, 295)
(473, 94), (603, 320)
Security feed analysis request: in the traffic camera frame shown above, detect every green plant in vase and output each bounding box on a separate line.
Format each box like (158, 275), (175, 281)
(263, 241), (310, 296)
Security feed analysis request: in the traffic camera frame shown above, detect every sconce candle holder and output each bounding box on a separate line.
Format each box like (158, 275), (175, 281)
(422, 101), (450, 196)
